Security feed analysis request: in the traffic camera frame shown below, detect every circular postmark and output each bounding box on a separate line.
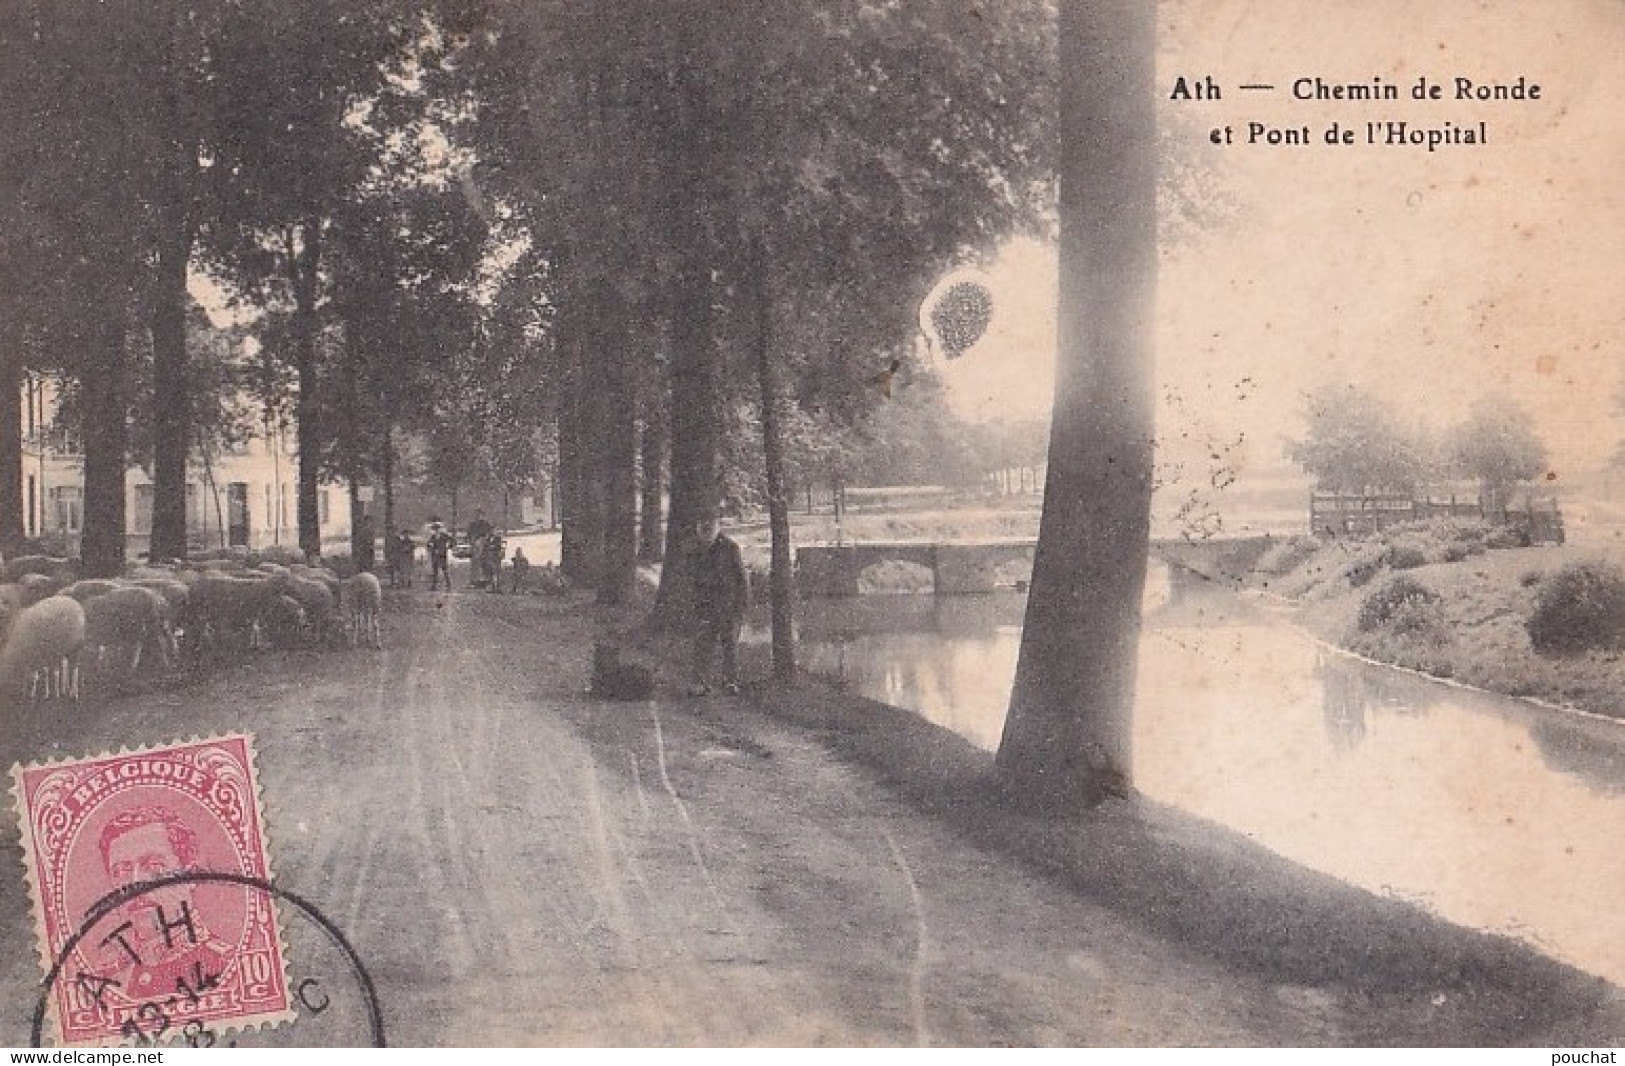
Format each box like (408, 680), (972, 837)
(33, 873), (383, 1048)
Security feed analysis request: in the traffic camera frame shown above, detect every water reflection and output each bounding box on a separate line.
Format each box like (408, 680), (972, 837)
(1316, 653), (1370, 751)
(748, 578), (1625, 987)
(1313, 651), (1433, 750)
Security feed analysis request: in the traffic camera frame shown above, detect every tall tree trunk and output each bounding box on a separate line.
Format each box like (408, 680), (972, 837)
(291, 221), (323, 559)
(558, 309), (605, 587)
(996, 0), (1157, 807)
(80, 314), (129, 577)
(0, 311), (23, 555)
(637, 404), (665, 563)
(382, 423), (395, 538)
(750, 237), (795, 681)
(340, 324), (366, 564)
(557, 383), (584, 576)
(596, 284), (639, 605)
(150, 223), (193, 561)
(597, 347), (638, 604)
(650, 33), (720, 627)
(651, 249), (719, 625)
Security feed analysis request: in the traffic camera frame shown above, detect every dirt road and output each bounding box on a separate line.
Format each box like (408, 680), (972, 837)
(3, 586), (1621, 1046)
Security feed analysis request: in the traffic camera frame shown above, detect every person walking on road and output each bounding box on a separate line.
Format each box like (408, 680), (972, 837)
(510, 546), (531, 594)
(481, 529), (505, 593)
(688, 517), (749, 696)
(427, 520), (453, 592)
(391, 529), (416, 588)
(466, 510), (493, 587)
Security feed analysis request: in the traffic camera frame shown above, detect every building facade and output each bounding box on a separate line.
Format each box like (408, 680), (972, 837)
(19, 375), (354, 559)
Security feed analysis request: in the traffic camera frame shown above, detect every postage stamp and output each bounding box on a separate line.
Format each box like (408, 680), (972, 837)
(11, 734), (292, 1046)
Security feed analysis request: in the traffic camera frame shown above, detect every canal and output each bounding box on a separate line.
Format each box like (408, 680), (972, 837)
(743, 564), (1625, 987)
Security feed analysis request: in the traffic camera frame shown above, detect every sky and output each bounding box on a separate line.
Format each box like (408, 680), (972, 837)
(939, 0), (1625, 487)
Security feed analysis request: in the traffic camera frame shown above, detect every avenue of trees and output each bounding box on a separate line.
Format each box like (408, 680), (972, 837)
(0, 0), (1057, 573)
(1290, 383), (1552, 515)
(1, 1), (1158, 804)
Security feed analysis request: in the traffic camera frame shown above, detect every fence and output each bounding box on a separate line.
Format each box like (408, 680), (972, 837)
(1309, 492), (1564, 544)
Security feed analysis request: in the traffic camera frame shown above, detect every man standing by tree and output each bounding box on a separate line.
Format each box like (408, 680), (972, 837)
(687, 518), (749, 697)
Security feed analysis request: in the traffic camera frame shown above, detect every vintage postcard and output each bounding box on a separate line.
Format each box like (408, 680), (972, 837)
(1, 0), (1622, 1050)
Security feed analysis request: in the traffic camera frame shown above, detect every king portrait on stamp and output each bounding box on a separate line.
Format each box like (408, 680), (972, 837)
(11, 735), (291, 1046)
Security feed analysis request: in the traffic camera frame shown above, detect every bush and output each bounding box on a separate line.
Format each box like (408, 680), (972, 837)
(1442, 541), (1486, 563)
(1344, 555), (1384, 588)
(1452, 523), (1491, 543)
(1384, 544), (1429, 570)
(1358, 575), (1442, 632)
(1526, 560), (1625, 656)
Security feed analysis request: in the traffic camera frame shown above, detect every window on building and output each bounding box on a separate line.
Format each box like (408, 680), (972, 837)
(319, 489), (330, 526)
(50, 486), (82, 533)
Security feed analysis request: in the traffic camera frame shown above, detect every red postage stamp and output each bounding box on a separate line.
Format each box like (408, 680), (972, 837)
(11, 735), (292, 1046)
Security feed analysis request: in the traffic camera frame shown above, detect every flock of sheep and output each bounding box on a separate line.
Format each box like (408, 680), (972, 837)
(0, 547), (384, 706)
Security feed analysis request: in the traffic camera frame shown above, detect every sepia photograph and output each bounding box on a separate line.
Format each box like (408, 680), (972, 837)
(1, 0), (1622, 1049)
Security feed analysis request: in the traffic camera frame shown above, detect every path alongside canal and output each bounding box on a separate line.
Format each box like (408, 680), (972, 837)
(3, 586), (1621, 1046)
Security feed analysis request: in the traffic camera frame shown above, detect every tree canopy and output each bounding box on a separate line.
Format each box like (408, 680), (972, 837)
(1446, 394), (1550, 514)
(1288, 383), (1429, 495)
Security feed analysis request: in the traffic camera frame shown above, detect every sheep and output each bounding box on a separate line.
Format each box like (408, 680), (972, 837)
(0, 592), (16, 649)
(61, 579), (126, 603)
(259, 594), (308, 649)
(187, 573), (277, 653)
(255, 545), (306, 566)
(0, 583), (24, 620)
(4, 555), (75, 583)
(81, 586), (170, 677)
(273, 573), (336, 646)
(290, 564), (342, 600)
(18, 573), (68, 606)
(130, 579), (189, 663)
(339, 572), (382, 649)
(0, 595), (86, 704)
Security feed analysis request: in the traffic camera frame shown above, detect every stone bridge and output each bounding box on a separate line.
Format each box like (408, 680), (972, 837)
(794, 534), (1276, 596)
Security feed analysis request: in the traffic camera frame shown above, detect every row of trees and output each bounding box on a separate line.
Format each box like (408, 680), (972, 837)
(0, 0), (1056, 584)
(3, 1), (1162, 805)
(0, 1), (529, 571)
(1290, 383), (1551, 514)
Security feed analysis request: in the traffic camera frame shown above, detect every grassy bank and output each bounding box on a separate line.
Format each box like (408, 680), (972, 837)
(1254, 523), (1625, 720)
